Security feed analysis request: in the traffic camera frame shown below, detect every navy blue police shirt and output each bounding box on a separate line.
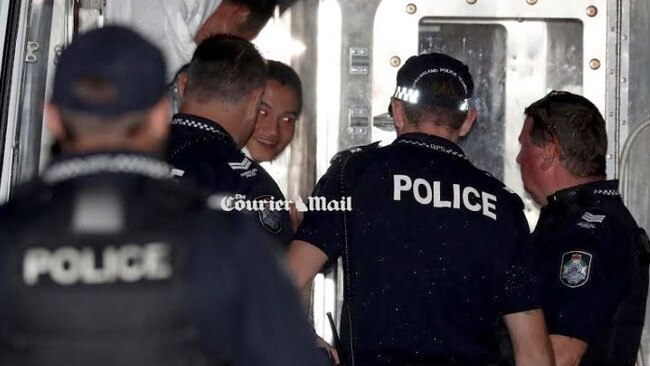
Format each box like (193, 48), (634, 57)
(167, 113), (293, 248)
(0, 152), (325, 366)
(295, 132), (541, 366)
(533, 180), (649, 366)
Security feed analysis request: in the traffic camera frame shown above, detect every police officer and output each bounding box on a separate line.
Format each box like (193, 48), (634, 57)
(287, 53), (554, 366)
(169, 34), (293, 247)
(516, 91), (649, 366)
(0, 26), (325, 366)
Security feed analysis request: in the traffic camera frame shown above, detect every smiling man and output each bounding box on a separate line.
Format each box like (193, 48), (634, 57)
(245, 60), (303, 162)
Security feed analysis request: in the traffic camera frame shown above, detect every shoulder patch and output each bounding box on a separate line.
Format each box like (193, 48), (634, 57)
(330, 141), (381, 164)
(560, 251), (592, 288)
(256, 195), (283, 234)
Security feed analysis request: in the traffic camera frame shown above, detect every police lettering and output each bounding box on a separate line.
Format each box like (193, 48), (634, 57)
(23, 243), (173, 286)
(393, 175), (497, 220)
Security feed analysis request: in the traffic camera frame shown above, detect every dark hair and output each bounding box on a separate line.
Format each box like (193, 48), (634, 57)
(267, 60), (303, 114)
(226, 0), (277, 35)
(524, 91), (607, 177)
(185, 34), (266, 104)
(402, 76), (468, 129)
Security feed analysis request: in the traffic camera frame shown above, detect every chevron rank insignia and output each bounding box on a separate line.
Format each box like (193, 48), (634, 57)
(256, 195), (282, 234)
(228, 158), (252, 171)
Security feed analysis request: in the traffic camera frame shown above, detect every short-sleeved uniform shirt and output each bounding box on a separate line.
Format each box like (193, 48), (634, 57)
(295, 133), (541, 366)
(533, 180), (649, 366)
(0, 152), (324, 366)
(168, 113), (293, 248)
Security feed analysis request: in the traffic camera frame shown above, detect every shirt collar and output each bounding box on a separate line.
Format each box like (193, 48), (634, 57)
(546, 179), (620, 207)
(171, 113), (238, 148)
(393, 133), (467, 161)
(43, 151), (172, 184)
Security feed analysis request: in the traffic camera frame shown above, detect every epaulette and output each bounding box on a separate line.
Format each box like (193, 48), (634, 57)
(330, 141), (381, 165)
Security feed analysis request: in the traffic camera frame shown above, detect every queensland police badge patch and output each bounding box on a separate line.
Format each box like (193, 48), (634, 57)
(256, 195), (282, 234)
(560, 251), (592, 288)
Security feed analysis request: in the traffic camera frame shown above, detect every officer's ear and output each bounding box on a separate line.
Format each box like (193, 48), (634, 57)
(177, 71), (189, 98)
(540, 139), (561, 171)
(244, 87), (264, 121)
(391, 98), (406, 134)
(145, 97), (171, 143)
(458, 108), (478, 138)
(45, 102), (66, 140)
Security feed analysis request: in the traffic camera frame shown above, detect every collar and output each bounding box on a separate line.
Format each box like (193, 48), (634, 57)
(394, 133), (467, 161)
(546, 179), (620, 207)
(171, 113), (237, 148)
(43, 151), (172, 184)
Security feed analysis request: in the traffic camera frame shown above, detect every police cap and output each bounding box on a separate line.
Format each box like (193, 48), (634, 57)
(52, 26), (167, 117)
(390, 52), (474, 113)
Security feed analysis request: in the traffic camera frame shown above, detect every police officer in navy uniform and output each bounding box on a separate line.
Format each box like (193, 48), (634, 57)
(516, 91), (649, 366)
(168, 34), (293, 248)
(0, 26), (325, 366)
(287, 53), (554, 366)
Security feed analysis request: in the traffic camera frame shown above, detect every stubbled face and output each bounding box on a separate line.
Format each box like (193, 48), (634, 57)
(245, 80), (300, 162)
(517, 117), (549, 206)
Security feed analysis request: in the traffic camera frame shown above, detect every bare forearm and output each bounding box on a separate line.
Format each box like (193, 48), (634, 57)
(505, 310), (555, 366)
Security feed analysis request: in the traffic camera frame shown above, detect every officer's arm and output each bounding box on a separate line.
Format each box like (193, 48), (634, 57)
(549, 334), (587, 366)
(503, 309), (555, 366)
(287, 239), (328, 305)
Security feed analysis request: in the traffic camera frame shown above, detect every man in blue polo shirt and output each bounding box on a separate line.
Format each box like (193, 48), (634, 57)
(287, 53), (554, 366)
(517, 91), (649, 366)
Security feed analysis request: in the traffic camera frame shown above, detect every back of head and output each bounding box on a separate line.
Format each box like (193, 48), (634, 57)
(185, 34), (266, 104)
(267, 60), (303, 114)
(226, 0), (277, 36)
(392, 53), (474, 129)
(50, 26), (168, 147)
(524, 91), (607, 177)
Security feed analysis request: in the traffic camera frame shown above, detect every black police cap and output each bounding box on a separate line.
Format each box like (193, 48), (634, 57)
(51, 26), (167, 117)
(390, 53), (474, 114)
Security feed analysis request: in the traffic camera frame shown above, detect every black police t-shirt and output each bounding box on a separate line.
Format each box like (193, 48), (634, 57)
(0, 152), (325, 366)
(295, 133), (541, 366)
(167, 113), (293, 248)
(533, 180), (648, 365)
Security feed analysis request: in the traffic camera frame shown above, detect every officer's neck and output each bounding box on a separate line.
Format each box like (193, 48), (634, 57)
(398, 123), (461, 143)
(180, 100), (247, 147)
(60, 138), (161, 155)
(541, 165), (605, 206)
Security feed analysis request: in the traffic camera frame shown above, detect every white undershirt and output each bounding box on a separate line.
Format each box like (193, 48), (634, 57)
(105, 0), (222, 81)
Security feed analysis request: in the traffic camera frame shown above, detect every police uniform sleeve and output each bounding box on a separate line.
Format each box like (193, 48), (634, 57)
(293, 155), (346, 262)
(539, 212), (637, 343)
(188, 212), (327, 366)
(489, 195), (543, 315)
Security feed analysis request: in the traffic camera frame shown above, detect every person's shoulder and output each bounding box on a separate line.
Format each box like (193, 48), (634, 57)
(330, 141), (382, 166)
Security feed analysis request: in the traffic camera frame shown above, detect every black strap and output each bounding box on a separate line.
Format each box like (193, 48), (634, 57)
(338, 153), (354, 366)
